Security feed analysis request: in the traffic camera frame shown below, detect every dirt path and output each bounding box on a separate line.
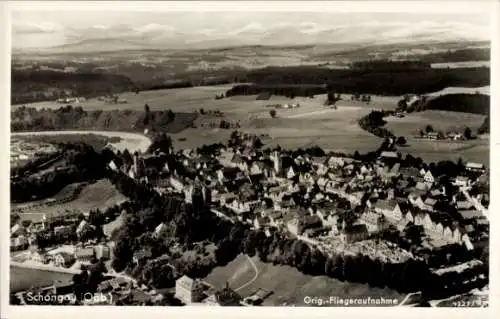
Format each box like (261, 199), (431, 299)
(234, 255), (259, 293)
(285, 106), (361, 119)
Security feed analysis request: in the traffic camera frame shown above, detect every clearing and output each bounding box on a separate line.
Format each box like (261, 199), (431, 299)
(204, 254), (403, 306)
(13, 179), (128, 222)
(385, 110), (489, 165)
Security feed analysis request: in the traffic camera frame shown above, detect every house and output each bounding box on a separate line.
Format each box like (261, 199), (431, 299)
(327, 156), (345, 168)
(94, 244), (111, 260)
(98, 277), (130, 293)
(423, 131), (443, 140)
(465, 162), (485, 173)
(75, 248), (95, 264)
(373, 199), (403, 221)
(400, 167), (420, 179)
(447, 132), (464, 140)
(76, 220), (93, 237)
(10, 235), (27, 250)
(341, 224), (369, 243)
(153, 223), (168, 239)
(453, 176), (470, 187)
(414, 212), (433, 230)
(456, 201), (474, 210)
(359, 210), (380, 233)
(204, 283), (243, 306)
(170, 176), (185, 192)
(53, 225), (73, 236)
(379, 151), (399, 160)
(423, 198), (437, 211)
(286, 215), (322, 236)
(175, 275), (206, 305)
(423, 171), (435, 184)
(30, 249), (48, 264)
(11, 224), (25, 237)
(286, 166), (296, 179)
(108, 160), (118, 171)
(54, 252), (75, 268)
(459, 210), (485, 220)
(133, 249), (152, 265)
(254, 215), (271, 230)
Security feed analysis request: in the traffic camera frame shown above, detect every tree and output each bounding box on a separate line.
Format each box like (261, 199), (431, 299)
(269, 109), (277, 118)
(425, 125), (434, 133)
(464, 126), (472, 140)
(396, 136), (407, 145)
(143, 104), (151, 126)
(397, 99), (407, 112)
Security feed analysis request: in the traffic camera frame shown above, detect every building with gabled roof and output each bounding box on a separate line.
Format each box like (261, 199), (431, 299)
(373, 199), (403, 221)
(175, 275), (206, 305)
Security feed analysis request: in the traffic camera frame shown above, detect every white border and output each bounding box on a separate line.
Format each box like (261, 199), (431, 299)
(1, 1), (498, 319)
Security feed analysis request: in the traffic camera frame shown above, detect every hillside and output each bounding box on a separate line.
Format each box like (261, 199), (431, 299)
(11, 106), (197, 134)
(11, 69), (137, 105)
(226, 66), (489, 96)
(425, 94), (490, 115)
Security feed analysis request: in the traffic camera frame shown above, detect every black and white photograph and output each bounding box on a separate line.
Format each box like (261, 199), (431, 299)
(2, 0), (496, 315)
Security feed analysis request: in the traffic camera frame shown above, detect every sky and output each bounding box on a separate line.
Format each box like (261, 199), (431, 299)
(10, 8), (492, 49)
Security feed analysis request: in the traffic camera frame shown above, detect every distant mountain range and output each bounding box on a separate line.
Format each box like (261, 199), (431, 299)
(14, 20), (491, 53)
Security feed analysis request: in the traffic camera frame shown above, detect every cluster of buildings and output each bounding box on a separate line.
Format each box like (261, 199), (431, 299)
(117, 141), (488, 267)
(10, 138), (58, 166)
(174, 275), (267, 306)
(420, 131), (466, 141)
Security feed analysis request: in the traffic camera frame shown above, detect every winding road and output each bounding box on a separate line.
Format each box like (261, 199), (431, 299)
(234, 255), (259, 293)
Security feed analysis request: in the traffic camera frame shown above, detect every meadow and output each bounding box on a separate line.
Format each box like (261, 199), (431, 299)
(204, 254), (404, 306)
(16, 85), (489, 164)
(13, 179), (128, 222)
(385, 110), (489, 165)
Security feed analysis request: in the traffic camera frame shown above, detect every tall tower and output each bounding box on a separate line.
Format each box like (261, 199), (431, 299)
(133, 152), (141, 178)
(272, 151), (281, 174)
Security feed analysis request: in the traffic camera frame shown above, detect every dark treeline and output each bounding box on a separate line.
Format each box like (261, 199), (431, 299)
(225, 66), (489, 97)
(226, 84), (325, 98)
(421, 48), (490, 64)
(138, 80), (194, 92)
(350, 60), (431, 72)
(11, 143), (107, 203)
(478, 116), (490, 134)
(425, 94), (490, 115)
(11, 69), (136, 105)
(358, 110), (395, 138)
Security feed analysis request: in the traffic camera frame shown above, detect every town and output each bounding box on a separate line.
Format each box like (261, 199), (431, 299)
(10, 130), (489, 306)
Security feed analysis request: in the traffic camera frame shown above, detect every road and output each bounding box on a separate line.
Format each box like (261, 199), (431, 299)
(285, 106), (361, 119)
(11, 130), (152, 154)
(234, 255), (259, 293)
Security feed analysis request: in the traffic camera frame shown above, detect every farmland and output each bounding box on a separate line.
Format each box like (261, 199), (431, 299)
(385, 110), (489, 165)
(13, 85), (489, 165)
(204, 254), (404, 306)
(12, 179), (128, 222)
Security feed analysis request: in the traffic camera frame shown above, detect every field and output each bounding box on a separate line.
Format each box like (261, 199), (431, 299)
(16, 85), (489, 164)
(12, 179), (128, 222)
(204, 254), (404, 306)
(25, 134), (121, 151)
(10, 266), (74, 293)
(12, 131), (152, 154)
(385, 110), (489, 165)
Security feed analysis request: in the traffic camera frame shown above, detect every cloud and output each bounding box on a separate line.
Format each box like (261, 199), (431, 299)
(13, 21), (64, 34)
